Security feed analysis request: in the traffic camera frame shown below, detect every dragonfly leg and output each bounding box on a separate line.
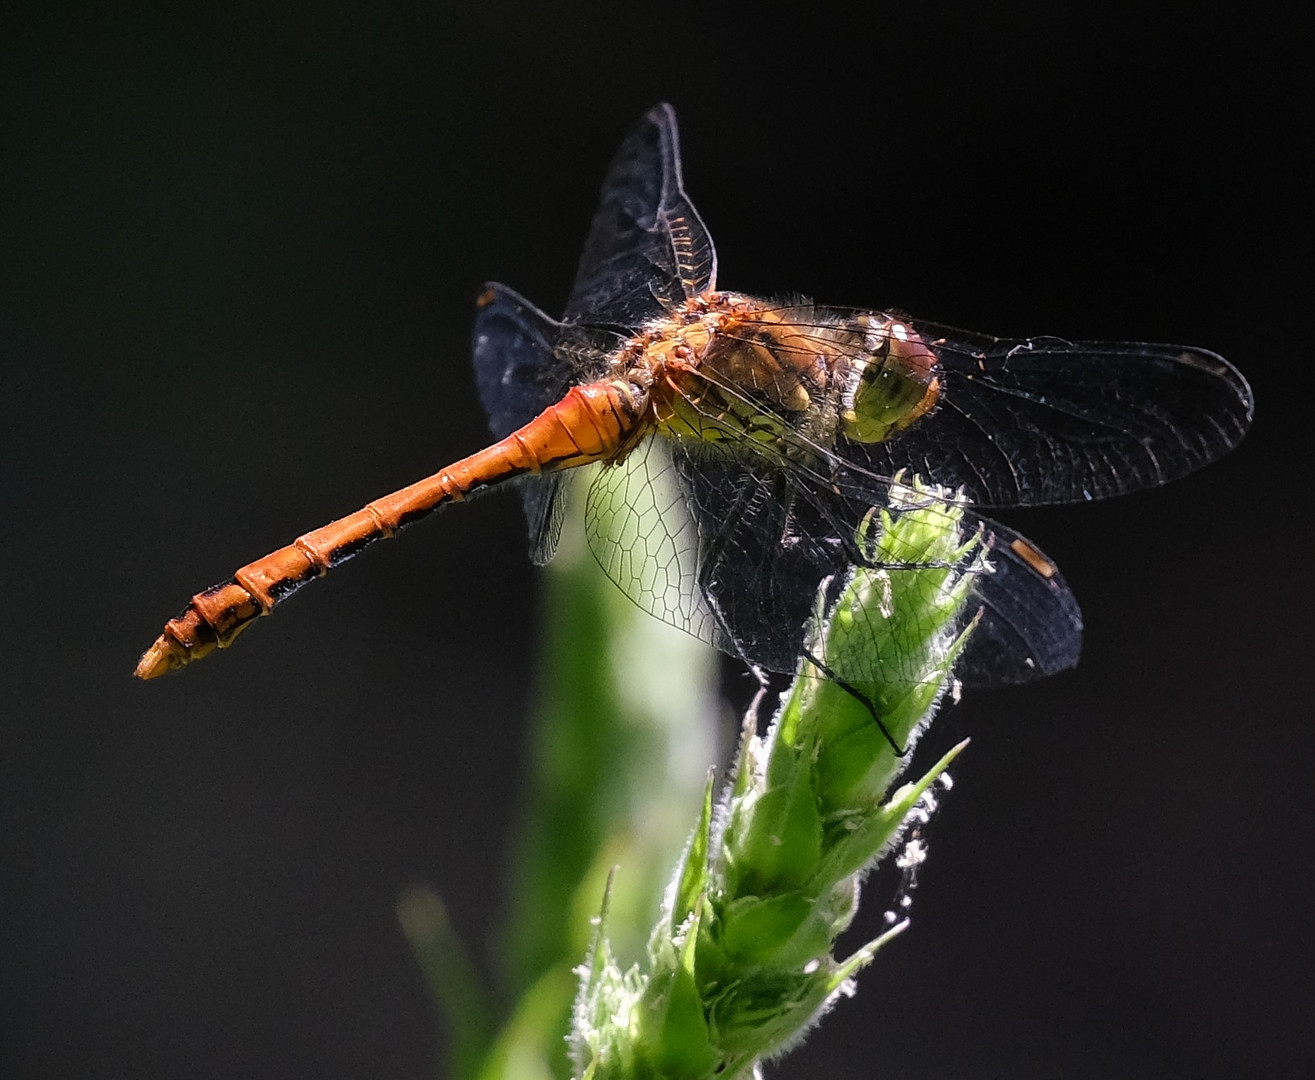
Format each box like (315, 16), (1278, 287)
(742, 671), (771, 730)
(798, 644), (907, 757)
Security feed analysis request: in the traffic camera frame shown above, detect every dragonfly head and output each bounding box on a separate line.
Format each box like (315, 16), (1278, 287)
(839, 318), (940, 444)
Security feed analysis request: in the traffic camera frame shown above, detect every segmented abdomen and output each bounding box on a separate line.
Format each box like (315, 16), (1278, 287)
(135, 379), (648, 678)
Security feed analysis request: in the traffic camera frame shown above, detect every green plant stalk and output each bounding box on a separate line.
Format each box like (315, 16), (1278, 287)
(570, 482), (983, 1079)
(396, 885), (496, 1080)
(415, 478), (720, 1079)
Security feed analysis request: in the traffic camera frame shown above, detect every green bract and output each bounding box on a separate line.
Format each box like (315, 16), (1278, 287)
(569, 481), (981, 1079)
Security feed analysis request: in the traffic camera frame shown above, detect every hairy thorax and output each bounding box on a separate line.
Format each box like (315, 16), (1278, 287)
(616, 292), (941, 457)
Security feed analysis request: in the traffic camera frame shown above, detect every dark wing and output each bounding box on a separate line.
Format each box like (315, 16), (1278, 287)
(851, 322), (1254, 507)
(564, 104), (717, 329)
(473, 283), (575, 439)
(471, 282), (615, 563)
(950, 519), (1082, 686)
(585, 437), (1081, 691)
(681, 452), (1083, 689)
(670, 450), (855, 674)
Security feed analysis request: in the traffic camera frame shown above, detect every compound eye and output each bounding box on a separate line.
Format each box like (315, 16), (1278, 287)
(841, 325), (940, 444)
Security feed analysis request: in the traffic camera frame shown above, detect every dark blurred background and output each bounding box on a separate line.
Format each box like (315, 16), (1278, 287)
(3, 3), (1310, 1077)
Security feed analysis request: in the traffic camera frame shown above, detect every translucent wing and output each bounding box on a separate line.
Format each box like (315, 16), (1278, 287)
(671, 449), (1083, 689)
(473, 282), (595, 437)
(949, 519), (1082, 686)
(854, 321), (1254, 507)
(471, 282), (615, 563)
(672, 449), (857, 674)
(564, 103), (717, 329)
(583, 438), (716, 644)
(582, 429), (1081, 690)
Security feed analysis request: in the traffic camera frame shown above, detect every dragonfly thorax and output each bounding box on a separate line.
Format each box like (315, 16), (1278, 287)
(632, 293), (940, 452)
(635, 293), (822, 447)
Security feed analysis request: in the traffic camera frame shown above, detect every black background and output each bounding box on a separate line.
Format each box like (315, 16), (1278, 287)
(3, 3), (1311, 1078)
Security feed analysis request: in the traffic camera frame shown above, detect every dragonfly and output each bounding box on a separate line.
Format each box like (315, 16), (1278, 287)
(135, 104), (1253, 704)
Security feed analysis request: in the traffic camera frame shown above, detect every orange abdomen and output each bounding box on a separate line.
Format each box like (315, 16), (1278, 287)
(135, 379), (648, 679)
